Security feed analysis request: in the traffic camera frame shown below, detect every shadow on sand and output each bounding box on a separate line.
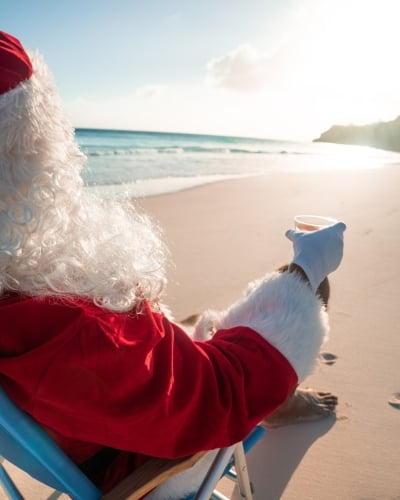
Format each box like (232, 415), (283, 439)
(232, 415), (336, 500)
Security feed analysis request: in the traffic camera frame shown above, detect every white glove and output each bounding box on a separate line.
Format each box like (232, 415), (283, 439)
(285, 222), (346, 292)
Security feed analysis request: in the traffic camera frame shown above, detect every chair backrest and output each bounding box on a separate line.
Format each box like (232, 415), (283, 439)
(0, 385), (266, 500)
(0, 386), (101, 500)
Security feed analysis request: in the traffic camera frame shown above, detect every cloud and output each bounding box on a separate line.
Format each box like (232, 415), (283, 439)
(206, 44), (269, 92)
(135, 84), (164, 99)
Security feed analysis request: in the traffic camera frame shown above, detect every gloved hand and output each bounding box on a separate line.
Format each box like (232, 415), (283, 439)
(285, 222), (346, 293)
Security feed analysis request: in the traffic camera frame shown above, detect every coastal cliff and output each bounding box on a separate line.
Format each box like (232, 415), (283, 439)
(314, 115), (400, 152)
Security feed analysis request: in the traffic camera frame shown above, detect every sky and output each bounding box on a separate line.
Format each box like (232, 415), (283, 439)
(3, 0), (400, 141)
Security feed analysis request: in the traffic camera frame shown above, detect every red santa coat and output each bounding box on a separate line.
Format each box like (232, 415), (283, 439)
(0, 271), (328, 494)
(0, 294), (295, 486)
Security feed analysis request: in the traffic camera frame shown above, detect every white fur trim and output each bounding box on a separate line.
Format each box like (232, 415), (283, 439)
(193, 271), (329, 382)
(144, 450), (218, 500)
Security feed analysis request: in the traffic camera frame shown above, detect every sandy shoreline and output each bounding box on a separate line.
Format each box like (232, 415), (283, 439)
(2, 164), (400, 499)
(140, 164), (400, 499)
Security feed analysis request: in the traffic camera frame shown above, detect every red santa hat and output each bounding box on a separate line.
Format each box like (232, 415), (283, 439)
(0, 31), (33, 95)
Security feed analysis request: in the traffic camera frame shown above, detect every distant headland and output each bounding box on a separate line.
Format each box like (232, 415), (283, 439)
(313, 115), (400, 153)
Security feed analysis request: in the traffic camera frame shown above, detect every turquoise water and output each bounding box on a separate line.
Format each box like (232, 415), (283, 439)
(76, 128), (400, 198)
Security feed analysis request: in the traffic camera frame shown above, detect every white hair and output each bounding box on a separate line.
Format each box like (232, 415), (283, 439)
(0, 51), (167, 312)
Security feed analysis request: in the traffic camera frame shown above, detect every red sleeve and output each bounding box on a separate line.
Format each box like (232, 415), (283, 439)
(34, 301), (297, 459)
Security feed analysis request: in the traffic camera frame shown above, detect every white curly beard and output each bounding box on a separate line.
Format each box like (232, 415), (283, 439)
(0, 51), (167, 312)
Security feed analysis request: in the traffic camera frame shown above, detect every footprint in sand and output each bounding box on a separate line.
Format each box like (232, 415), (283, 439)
(388, 392), (400, 409)
(319, 352), (337, 365)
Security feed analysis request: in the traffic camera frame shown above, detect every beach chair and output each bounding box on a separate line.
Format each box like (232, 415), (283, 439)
(0, 386), (265, 499)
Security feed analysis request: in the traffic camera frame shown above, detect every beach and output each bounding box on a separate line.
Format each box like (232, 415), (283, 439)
(141, 164), (400, 499)
(2, 164), (400, 499)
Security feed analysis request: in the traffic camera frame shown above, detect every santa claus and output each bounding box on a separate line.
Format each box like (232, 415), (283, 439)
(0, 30), (345, 498)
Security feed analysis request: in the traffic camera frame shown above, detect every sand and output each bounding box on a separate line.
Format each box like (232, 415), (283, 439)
(2, 164), (400, 499)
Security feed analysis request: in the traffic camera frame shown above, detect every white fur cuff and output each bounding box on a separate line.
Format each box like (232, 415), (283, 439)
(194, 271), (329, 382)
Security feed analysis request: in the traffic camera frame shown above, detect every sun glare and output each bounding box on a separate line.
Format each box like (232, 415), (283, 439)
(299, 0), (400, 124)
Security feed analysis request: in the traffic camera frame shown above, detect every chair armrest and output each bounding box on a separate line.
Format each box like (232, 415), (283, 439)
(103, 451), (207, 500)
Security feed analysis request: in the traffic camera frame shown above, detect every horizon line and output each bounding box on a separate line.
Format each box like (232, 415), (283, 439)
(73, 126), (301, 144)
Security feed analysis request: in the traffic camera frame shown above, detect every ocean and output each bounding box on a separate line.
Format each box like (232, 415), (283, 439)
(76, 128), (400, 198)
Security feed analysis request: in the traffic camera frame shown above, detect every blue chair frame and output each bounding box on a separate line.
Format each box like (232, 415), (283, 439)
(0, 387), (265, 499)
